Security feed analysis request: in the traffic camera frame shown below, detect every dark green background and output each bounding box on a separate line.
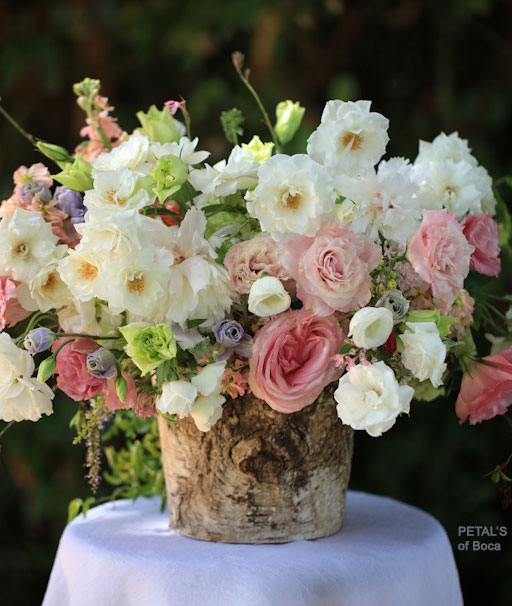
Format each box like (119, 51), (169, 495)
(1, 0), (511, 604)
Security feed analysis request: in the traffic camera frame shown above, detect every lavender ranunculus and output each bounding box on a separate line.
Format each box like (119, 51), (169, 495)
(19, 181), (52, 204)
(213, 319), (252, 361)
(86, 348), (117, 379)
(54, 186), (86, 224)
(24, 328), (56, 354)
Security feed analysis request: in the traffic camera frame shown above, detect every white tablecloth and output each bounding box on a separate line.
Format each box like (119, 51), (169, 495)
(42, 491), (463, 606)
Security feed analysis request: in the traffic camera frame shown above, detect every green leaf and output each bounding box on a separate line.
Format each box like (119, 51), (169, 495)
(339, 343), (354, 355)
(220, 108), (244, 144)
(67, 498), (83, 523)
(186, 318), (206, 328)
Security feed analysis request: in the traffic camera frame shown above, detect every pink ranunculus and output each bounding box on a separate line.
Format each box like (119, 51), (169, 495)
(248, 309), (345, 413)
(224, 234), (293, 295)
(408, 210), (473, 306)
(0, 276), (30, 330)
(104, 371), (138, 411)
(462, 213), (501, 277)
(456, 350), (512, 424)
(52, 337), (106, 401)
(282, 222), (381, 316)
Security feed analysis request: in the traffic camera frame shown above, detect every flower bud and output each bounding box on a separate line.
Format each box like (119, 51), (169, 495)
(53, 154), (93, 192)
(150, 154), (188, 203)
(54, 187), (86, 224)
(248, 276), (291, 318)
(37, 356), (57, 383)
(24, 328), (56, 355)
(115, 375), (128, 403)
(376, 288), (410, 325)
(136, 105), (179, 143)
(275, 100), (305, 144)
(36, 141), (74, 167)
(241, 135), (274, 161)
(86, 348), (117, 379)
(19, 181), (52, 204)
(349, 307), (394, 349)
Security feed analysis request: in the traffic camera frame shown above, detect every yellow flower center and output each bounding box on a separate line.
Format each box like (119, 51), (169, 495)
(280, 190), (302, 210)
(340, 131), (363, 152)
(42, 272), (58, 293)
(128, 275), (145, 294)
(79, 261), (98, 281)
(15, 242), (29, 257)
(106, 188), (127, 206)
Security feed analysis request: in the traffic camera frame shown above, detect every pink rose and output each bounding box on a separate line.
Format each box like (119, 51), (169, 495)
(104, 371), (138, 411)
(283, 222), (381, 316)
(224, 234), (292, 295)
(0, 276), (30, 331)
(408, 210), (473, 306)
(462, 213), (501, 277)
(248, 309), (345, 413)
(52, 337), (106, 401)
(456, 350), (512, 424)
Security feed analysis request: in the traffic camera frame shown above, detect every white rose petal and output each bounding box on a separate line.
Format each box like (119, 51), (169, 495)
(0, 332), (34, 390)
(349, 307), (394, 349)
(400, 322), (447, 387)
(335, 361), (414, 437)
(0, 378), (54, 422)
(191, 362), (227, 397)
(157, 380), (198, 418)
(248, 276), (291, 318)
(93, 134), (150, 173)
(17, 258), (70, 313)
(190, 394), (225, 432)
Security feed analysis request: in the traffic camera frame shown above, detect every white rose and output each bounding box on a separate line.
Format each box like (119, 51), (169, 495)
(150, 137), (210, 167)
(58, 249), (103, 303)
(349, 307), (393, 349)
(0, 332), (34, 389)
(17, 258), (70, 313)
(190, 394), (225, 432)
(157, 380), (198, 418)
(191, 362), (226, 396)
(93, 134), (150, 172)
(400, 322), (447, 387)
(335, 361), (414, 437)
(84, 169), (150, 213)
(248, 276), (291, 318)
(0, 378), (54, 422)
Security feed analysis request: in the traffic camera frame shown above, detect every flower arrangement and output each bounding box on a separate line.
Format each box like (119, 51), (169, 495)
(1, 54), (512, 503)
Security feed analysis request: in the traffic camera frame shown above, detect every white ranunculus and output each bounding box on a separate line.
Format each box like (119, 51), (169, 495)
(58, 249), (103, 302)
(191, 362), (227, 397)
(17, 258), (70, 313)
(0, 208), (63, 281)
(245, 154), (335, 237)
(157, 380), (198, 418)
(0, 332), (34, 389)
(84, 169), (150, 212)
(190, 394), (225, 432)
(248, 276), (291, 318)
(307, 100), (389, 175)
(400, 322), (447, 387)
(93, 134), (150, 172)
(334, 361), (414, 437)
(349, 307), (394, 349)
(0, 378), (54, 422)
(150, 137), (209, 166)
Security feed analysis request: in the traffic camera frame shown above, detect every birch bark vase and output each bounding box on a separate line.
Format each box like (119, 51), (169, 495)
(158, 386), (354, 544)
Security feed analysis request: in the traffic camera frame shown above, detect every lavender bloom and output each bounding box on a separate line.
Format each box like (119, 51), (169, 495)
(213, 319), (252, 361)
(54, 186), (86, 224)
(86, 348), (117, 379)
(24, 328), (56, 354)
(19, 181), (52, 204)
(376, 288), (410, 325)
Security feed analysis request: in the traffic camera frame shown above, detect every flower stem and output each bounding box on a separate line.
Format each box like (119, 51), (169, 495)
(0, 100), (36, 146)
(0, 421), (15, 440)
(55, 333), (120, 340)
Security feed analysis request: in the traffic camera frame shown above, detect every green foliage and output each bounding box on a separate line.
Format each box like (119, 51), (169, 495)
(220, 107), (244, 144)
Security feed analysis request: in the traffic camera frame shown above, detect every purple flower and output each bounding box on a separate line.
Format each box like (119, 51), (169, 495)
(54, 186), (86, 224)
(24, 328), (56, 354)
(19, 181), (52, 204)
(213, 319), (252, 361)
(86, 348), (117, 379)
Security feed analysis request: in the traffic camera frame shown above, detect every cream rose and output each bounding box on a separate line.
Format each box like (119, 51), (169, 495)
(190, 394), (225, 432)
(248, 276), (291, 318)
(400, 322), (447, 387)
(349, 307), (393, 349)
(157, 380), (198, 418)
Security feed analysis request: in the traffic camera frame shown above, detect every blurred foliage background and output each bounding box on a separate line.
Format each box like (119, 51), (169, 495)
(1, 0), (512, 604)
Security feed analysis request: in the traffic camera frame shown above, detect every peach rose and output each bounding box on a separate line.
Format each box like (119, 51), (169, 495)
(248, 309), (345, 413)
(283, 222), (381, 316)
(0, 276), (30, 331)
(462, 213), (501, 277)
(408, 210), (473, 306)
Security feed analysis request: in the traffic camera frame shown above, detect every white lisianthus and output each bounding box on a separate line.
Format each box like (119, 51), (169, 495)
(84, 169), (150, 212)
(307, 100), (389, 175)
(0, 332), (54, 422)
(245, 154), (335, 237)
(150, 137), (210, 166)
(189, 145), (258, 207)
(17, 259), (70, 313)
(58, 249), (103, 302)
(400, 322), (447, 387)
(157, 380), (198, 418)
(191, 362), (227, 396)
(334, 361), (414, 437)
(248, 276), (291, 318)
(190, 394), (225, 432)
(0, 208), (63, 281)
(335, 158), (421, 246)
(93, 134), (150, 172)
(349, 307), (394, 349)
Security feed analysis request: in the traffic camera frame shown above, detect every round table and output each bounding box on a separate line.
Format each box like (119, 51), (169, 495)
(42, 491), (463, 606)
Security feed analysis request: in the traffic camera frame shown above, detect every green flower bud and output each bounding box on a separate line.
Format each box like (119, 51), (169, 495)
(412, 379), (446, 402)
(275, 100), (305, 144)
(136, 105), (179, 143)
(53, 154), (93, 192)
(115, 375), (128, 403)
(150, 154), (188, 203)
(73, 78), (101, 112)
(404, 309), (456, 338)
(37, 356), (57, 383)
(241, 135), (274, 161)
(36, 141), (74, 167)
(119, 323), (177, 376)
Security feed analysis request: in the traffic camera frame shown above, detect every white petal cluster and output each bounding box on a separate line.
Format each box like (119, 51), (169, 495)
(307, 100), (389, 175)
(400, 322), (447, 387)
(335, 361), (414, 437)
(336, 157), (421, 245)
(0, 332), (54, 422)
(349, 307), (393, 349)
(246, 154), (335, 237)
(413, 131), (495, 218)
(84, 170), (150, 213)
(150, 137), (209, 167)
(157, 361), (226, 432)
(92, 134), (151, 173)
(248, 276), (291, 317)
